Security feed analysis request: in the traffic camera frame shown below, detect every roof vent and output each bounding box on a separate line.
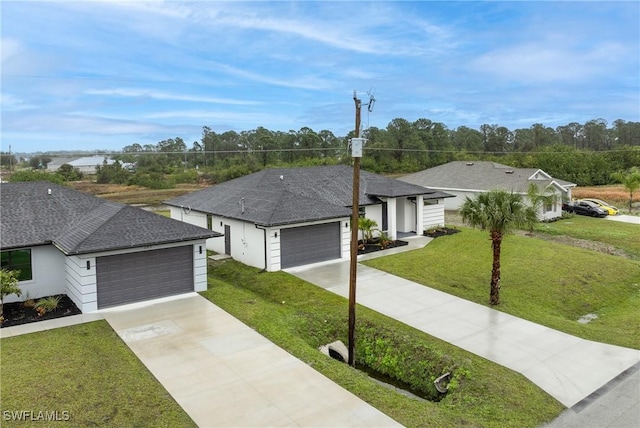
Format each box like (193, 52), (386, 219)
(280, 175), (284, 180)
(505, 170), (514, 174)
(47, 188), (52, 195)
(240, 198), (245, 214)
(465, 162), (474, 166)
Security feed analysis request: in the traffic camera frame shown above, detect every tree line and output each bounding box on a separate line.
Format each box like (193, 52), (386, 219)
(115, 118), (640, 186)
(3, 117), (639, 187)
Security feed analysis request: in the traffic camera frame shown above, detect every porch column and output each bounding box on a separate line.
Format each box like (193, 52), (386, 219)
(416, 195), (424, 235)
(387, 198), (397, 240)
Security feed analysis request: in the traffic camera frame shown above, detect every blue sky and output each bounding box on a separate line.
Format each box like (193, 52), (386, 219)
(2, 1), (639, 153)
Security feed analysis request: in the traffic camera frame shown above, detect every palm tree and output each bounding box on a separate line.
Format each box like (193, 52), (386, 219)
(611, 167), (640, 213)
(459, 190), (538, 305)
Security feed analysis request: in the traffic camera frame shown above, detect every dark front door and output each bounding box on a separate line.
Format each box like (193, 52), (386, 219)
(224, 225), (231, 255)
(382, 202), (388, 231)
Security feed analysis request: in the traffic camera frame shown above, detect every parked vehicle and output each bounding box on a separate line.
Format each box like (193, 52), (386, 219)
(562, 200), (608, 218)
(579, 198), (619, 215)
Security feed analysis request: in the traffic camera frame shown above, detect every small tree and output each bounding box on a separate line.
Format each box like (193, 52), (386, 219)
(358, 218), (378, 244)
(460, 190), (537, 305)
(611, 167), (640, 212)
(0, 269), (22, 317)
(55, 164), (83, 181)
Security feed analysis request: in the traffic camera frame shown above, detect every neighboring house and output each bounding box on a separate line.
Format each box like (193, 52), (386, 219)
(165, 165), (453, 271)
(0, 181), (220, 312)
(46, 157), (75, 171)
(48, 155), (116, 174)
(399, 161), (577, 220)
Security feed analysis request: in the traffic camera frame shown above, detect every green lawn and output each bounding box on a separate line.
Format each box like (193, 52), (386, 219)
(535, 215), (640, 259)
(202, 260), (564, 428)
(0, 321), (195, 427)
(364, 227), (640, 349)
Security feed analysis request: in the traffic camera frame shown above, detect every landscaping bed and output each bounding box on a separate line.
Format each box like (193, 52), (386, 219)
(423, 227), (461, 238)
(358, 239), (408, 255)
(1, 294), (81, 328)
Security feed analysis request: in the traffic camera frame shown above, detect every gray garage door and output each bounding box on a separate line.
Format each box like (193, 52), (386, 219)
(280, 222), (341, 269)
(96, 246), (193, 309)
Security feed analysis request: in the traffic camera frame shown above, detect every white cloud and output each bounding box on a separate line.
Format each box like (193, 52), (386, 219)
(84, 88), (262, 106)
(0, 93), (34, 111)
(0, 38), (22, 63)
(472, 39), (630, 83)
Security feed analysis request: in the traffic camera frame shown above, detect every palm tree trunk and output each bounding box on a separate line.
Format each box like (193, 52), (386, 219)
(490, 230), (502, 305)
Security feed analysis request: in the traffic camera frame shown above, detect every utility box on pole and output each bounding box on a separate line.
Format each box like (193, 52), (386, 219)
(350, 138), (366, 158)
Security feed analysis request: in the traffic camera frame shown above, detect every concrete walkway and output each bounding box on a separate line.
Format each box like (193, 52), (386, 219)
(286, 238), (640, 409)
(100, 294), (401, 428)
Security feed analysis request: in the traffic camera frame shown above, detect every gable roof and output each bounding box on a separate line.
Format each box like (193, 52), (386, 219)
(399, 161), (577, 194)
(68, 155), (115, 167)
(165, 165), (453, 227)
(1, 181), (220, 255)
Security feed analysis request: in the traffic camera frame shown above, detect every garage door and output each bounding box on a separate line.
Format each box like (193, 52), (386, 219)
(280, 222), (341, 269)
(96, 246), (193, 309)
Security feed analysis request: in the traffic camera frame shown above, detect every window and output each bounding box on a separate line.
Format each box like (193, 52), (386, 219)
(358, 207), (366, 218)
(544, 201), (553, 213)
(1, 249), (33, 281)
(207, 214), (213, 230)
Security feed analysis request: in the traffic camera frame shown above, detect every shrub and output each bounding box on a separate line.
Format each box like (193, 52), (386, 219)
(55, 164), (83, 181)
(128, 172), (172, 189)
(356, 320), (470, 401)
(9, 170), (64, 184)
(168, 169), (198, 186)
(0, 269), (22, 317)
(34, 296), (61, 317)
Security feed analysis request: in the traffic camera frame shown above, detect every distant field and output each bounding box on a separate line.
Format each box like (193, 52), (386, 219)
(68, 182), (201, 205)
(572, 185), (631, 207)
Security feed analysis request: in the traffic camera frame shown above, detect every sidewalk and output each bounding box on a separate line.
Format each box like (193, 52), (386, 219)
(286, 239), (640, 409)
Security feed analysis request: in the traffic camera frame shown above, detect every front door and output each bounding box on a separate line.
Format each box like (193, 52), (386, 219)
(382, 201), (388, 231)
(224, 225), (231, 255)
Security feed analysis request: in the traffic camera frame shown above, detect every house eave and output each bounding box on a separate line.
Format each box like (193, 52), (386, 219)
(61, 233), (221, 256)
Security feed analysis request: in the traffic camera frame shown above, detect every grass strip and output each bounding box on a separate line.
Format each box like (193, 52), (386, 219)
(0, 321), (196, 427)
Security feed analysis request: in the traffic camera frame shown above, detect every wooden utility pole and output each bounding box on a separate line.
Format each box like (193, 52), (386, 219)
(348, 92), (362, 367)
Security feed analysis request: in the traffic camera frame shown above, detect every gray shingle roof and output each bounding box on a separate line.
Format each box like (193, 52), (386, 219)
(165, 165), (453, 227)
(399, 161), (576, 194)
(1, 181), (220, 254)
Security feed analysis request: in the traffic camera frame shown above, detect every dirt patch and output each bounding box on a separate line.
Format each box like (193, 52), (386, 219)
(522, 232), (632, 258)
(445, 211), (633, 259)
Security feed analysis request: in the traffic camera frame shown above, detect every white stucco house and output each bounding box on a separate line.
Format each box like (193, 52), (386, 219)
(0, 181), (220, 312)
(165, 165), (453, 272)
(399, 161), (577, 221)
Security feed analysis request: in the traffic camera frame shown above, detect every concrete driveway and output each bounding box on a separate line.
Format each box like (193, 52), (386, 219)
(605, 214), (640, 224)
(102, 294), (400, 428)
(287, 260), (640, 409)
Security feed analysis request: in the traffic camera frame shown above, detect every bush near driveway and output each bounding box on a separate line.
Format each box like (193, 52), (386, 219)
(365, 227), (640, 350)
(0, 321), (196, 427)
(203, 260), (564, 428)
